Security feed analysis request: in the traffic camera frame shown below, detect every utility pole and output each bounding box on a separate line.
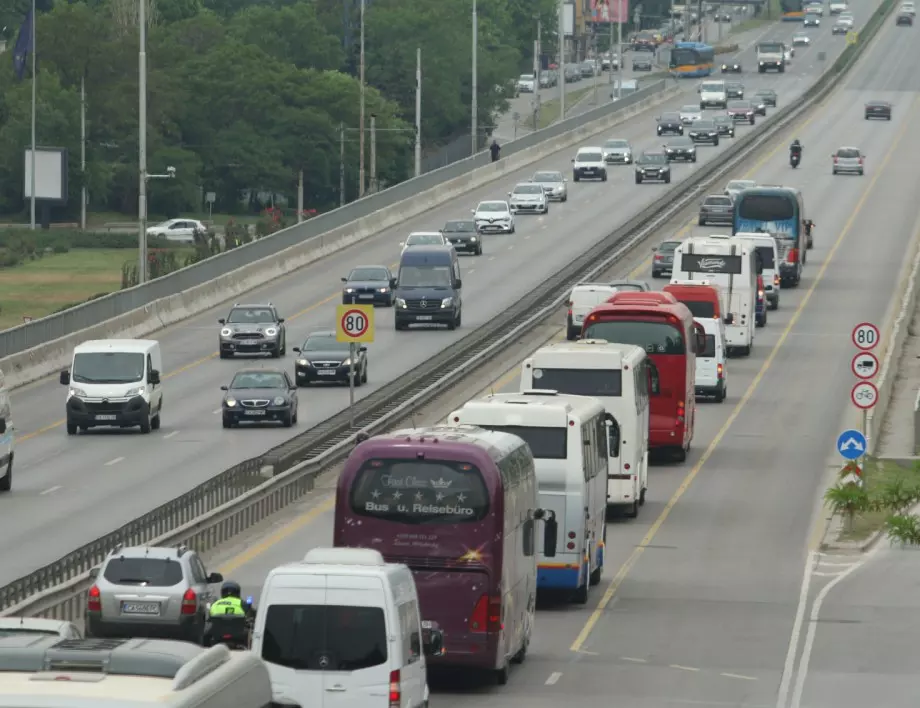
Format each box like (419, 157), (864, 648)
(471, 0), (478, 153)
(616, 0), (623, 100)
(80, 74), (86, 231)
(533, 20), (541, 129)
(297, 169), (304, 223)
(138, 0), (148, 283)
(369, 114), (377, 193)
(358, 0), (366, 197)
(339, 122), (345, 206)
(414, 47), (422, 177)
(558, 0), (566, 119)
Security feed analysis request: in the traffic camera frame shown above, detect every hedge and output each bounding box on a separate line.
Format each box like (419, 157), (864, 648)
(713, 44), (740, 55)
(0, 228), (182, 250)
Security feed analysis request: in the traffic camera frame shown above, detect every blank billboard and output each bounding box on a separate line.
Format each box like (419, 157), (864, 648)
(24, 147), (68, 203)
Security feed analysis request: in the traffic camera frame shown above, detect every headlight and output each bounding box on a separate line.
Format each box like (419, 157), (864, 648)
(124, 388), (143, 398)
(378, 287), (389, 293)
(273, 396), (286, 406)
(345, 288), (355, 293)
(296, 359), (309, 366)
(470, 236), (477, 242)
(441, 297), (453, 308)
(395, 297), (407, 307)
(721, 64), (727, 69)
(69, 387), (88, 398)
(220, 328), (232, 337)
(341, 359), (351, 367)
(264, 327), (278, 337)
(225, 398), (237, 407)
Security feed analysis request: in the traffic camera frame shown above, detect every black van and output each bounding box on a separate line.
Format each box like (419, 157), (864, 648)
(392, 245), (463, 330)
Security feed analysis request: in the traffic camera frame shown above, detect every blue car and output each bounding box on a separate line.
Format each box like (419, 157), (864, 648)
(342, 265), (395, 306)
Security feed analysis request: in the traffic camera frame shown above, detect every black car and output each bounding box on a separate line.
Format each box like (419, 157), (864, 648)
(721, 62), (742, 73)
(441, 219), (482, 255)
(726, 82), (744, 99)
(897, 12), (913, 24)
(217, 303), (286, 359)
(865, 100), (892, 119)
(832, 21), (848, 33)
(292, 330), (368, 387)
(342, 265), (395, 305)
(698, 194), (734, 225)
(635, 152), (671, 184)
(652, 240), (681, 278)
(751, 96), (767, 116)
(688, 119), (719, 145)
(754, 89), (777, 107)
(657, 112), (684, 136)
(713, 114), (736, 137)
(664, 136), (697, 162)
(221, 368), (298, 428)
(632, 54), (654, 71)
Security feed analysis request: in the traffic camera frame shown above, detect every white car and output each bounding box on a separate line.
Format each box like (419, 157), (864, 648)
(472, 200), (515, 233)
(679, 104), (703, 124)
(838, 12), (855, 25)
(399, 231), (450, 253)
(508, 183), (549, 214)
(806, 4), (824, 15)
(572, 147), (608, 182)
(804, 14), (821, 25)
(517, 74), (536, 93)
(829, 0), (848, 12)
(0, 617), (82, 639)
(792, 33), (810, 45)
(901, 2), (916, 15)
(145, 218), (207, 243)
(785, 47), (794, 61)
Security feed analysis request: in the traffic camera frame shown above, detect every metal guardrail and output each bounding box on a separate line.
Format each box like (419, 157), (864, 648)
(0, 4), (898, 619)
(0, 81), (668, 361)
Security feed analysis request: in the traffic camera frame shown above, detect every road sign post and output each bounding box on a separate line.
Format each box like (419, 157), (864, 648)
(837, 429), (867, 461)
(852, 322), (880, 351)
(336, 305), (375, 426)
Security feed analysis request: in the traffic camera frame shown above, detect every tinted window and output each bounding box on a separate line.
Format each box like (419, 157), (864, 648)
(700, 82), (724, 92)
(230, 371), (286, 389)
(479, 425), (567, 460)
(262, 605), (387, 671)
(681, 300), (716, 318)
(303, 335), (349, 352)
(227, 308), (275, 324)
(72, 352), (145, 385)
(758, 42), (784, 52)
(755, 246), (775, 269)
(699, 334), (716, 357)
(604, 140), (629, 148)
(692, 121), (715, 130)
(533, 172), (563, 182)
(348, 267), (388, 281)
(681, 253), (743, 275)
(350, 460), (489, 523)
(641, 154), (667, 164)
(672, 49), (698, 65)
(836, 148), (860, 158)
(738, 194), (795, 221)
(660, 113), (680, 121)
(658, 241), (680, 253)
(478, 203), (506, 212)
(443, 220), (475, 232)
(583, 321), (685, 355)
(103, 558), (183, 586)
(579, 152), (603, 162)
(705, 196), (732, 206)
(398, 265), (452, 287)
(531, 368), (623, 397)
(514, 184), (544, 194)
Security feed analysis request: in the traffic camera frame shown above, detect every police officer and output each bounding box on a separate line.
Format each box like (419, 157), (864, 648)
(210, 581), (248, 617)
(204, 581), (250, 647)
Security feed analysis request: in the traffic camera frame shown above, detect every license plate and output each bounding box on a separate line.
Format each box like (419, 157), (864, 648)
(317, 370), (337, 376)
(121, 602), (160, 615)
(416, 315), (433, 321)
(244, 409), (266, 416)
(95, 414), (117, 421)
(359, 294), (374, 299)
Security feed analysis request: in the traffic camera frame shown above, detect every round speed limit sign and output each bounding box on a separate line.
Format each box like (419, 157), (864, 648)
(336, 304), (375, 343)
(852, 322), (880, 351)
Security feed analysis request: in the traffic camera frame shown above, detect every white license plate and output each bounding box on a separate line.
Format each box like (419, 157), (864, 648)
(359, 294), (374, 299)
(121, 602), (160, 615)
(95, 414), (117, 421)
(244, 409), (266, 416)
(317, 370), (337, 376)
(416, 315), (433, 321)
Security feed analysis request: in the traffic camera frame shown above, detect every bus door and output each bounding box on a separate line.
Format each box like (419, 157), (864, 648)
(605, 413), (631, 504)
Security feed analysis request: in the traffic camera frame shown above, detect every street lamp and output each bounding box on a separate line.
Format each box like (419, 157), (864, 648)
(138, 167), (177, 284)
(471, 0), (478, 153)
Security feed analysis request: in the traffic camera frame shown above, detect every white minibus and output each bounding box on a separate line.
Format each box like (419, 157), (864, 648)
(447, 390), (608, 604)
(671, 235), (757, 356)
(520, 340), (649, 518)
(734, 232), (781, 310)
(693, 317), (728, 402)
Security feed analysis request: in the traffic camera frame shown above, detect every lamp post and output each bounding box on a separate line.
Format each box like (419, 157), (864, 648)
(471, 0), (478, 153)
(138, 0), (148, 282)
(358, 0), (366, 197)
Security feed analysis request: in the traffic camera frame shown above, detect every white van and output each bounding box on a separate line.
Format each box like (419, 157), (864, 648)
(671, 236), (757, 356)
(734, 232), (781, 310)
(698, 79), (728, 109)
(252, 547), (443, 708)
(693, 317), (728, 402)
(565, 284), (618, 340)
(0, 367), (11, 492)
(59, 339), (164, 435)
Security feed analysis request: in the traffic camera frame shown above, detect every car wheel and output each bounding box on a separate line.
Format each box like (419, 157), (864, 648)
(573, 173), (580, 182)
(219, 351), (231, 359)
(635, 175), (642, 184)
(0, 456), (11, 493)
(714, 138), (719, 146)
(282, 411), (293, 428)
(66, 421), (78, 435)
(664, 174), (671, 184)
(151, 412), (161, 430)
(601, 172), (608, 182)
(362, 365), (368, 384)
(698, 218), (705, 225)
(859, 169), (864, 175)
(222, 416), (233, 429)
(833, 168), (838, 175)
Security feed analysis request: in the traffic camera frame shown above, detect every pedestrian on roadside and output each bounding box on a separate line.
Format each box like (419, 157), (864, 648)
(489, 140), (501, 163)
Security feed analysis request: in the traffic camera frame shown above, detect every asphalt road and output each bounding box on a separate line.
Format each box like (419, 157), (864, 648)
(2, 14), (860, 586)
(182, 3), (920, 707)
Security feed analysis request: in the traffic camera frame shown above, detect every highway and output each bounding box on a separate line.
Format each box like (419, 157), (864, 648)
(2, 13), (865, 586)
(185, 4), (920, 707)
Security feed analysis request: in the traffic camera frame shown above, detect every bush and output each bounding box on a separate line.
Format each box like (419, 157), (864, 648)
(713, 44), (740, 55)
(0, 228), (174, 252)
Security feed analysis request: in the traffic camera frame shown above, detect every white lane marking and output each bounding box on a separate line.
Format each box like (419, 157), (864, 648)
(789, 548), (878, 708)
(776, 550), (817, 708)
(545, 671), (562, 685)
(816, 560), (856, 567)
(722, 672), (758, 681)
(488, 257), (496, 261)
(621, 656), (647, 663)
(104, 457), (124, 466)
(212, 408), (222, 415)
(670, 665), (700, 672)
(812, 571), (845, 577)
(467, 269), (475, 275)
(40, 486), (61, 495)
(163, 431), (179, 440)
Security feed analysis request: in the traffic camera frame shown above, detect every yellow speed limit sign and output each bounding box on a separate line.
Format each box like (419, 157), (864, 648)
(846, 30), (859, 45)
(336, 304), (375, 344)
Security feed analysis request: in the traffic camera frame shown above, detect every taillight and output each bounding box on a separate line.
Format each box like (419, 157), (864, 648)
(389, 670), (401, 708)
(567, 308), (573, 318)
(181, 588), (197, 615)
(774, 275), (780, 286)
(717, 363), (724, 379)
(87, 585), (101, 612)
(858, 157), (864, 165)
(787, 247), (798, 264)
(833, 156), (839, 163)
(758, 290), (764, 298)
(677, 400), (686, 423)
(469, 594), (502, 632)
(654, 254), (663, 261)
(488, 596), (503, 632)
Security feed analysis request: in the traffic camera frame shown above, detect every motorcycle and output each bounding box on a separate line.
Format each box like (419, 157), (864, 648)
(790, 151), (801, 168)
(203, 597), (256, 650)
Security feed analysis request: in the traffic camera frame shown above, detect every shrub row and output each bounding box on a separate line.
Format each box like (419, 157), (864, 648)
(712, 44), (740, 55)
(0, 228), (176, 251)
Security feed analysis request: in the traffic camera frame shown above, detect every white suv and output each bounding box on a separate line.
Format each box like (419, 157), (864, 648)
(694, 317), (728, 402)
(572, 147), (608, 182)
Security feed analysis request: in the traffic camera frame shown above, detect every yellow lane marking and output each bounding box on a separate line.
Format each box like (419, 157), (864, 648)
(569, 94), (919, 654)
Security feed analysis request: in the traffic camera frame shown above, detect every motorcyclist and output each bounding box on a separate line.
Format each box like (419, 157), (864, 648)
(804, 219), (815, 236)
(203, 581), (251, 648)
(790, 139), (803, 157)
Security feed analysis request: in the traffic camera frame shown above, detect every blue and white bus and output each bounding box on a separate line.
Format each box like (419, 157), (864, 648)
(733, 186), (807, 287)
(669, 42), (714, 77)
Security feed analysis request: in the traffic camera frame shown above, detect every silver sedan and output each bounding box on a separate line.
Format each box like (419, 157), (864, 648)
(530, 170), (568, 202)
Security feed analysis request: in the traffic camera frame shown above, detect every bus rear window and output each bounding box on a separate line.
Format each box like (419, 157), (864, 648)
(681, 300), (716, 318)
(583, 320), (685, 355)
(479, 426), (567, 460)
(531, 368), (622, 397)
(350, 460), (489, 524)
(738, 195), (795, 221)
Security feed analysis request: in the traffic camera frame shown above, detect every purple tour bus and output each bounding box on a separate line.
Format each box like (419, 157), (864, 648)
(334, 425), (558, 684)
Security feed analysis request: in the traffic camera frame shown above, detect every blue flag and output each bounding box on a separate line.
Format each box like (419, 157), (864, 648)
(12, 9), (33, 82)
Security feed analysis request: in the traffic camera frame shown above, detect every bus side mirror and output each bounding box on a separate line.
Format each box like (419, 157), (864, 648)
(724, 313), (734, 325)
(422, 623), (445, 657)
(390, 277), (397, 288)
(60, 370), (70, 385)
(538, 509), (558, 557)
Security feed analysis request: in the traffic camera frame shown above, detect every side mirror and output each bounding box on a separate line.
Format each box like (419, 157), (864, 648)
(341, 277), (348, 282)
(399, 241), (405, 247)
(455, 279), (462, 289)
(470, 209), (476, 214)
(59, 370), (70, 385)
(0, 419), (6, 435)
(390, 277), (397, 288)
(421, 622), (446, 657)
(543, 514), (559, 557)
(277, 318), (285, 323)
(651, 246), (657, 252)
(507, 192), (512, 197)
(724, 313), (734, 325)
(359, 346), (368, 352)
(88, 567), (100, 580)
(293, 347), (301, 354)
(218, 318), (226, 325)
(220, 385), (229, 391)
(148, 369), (161, 385)
(571, 158), (575, 162)
(207, 572), (224, 583)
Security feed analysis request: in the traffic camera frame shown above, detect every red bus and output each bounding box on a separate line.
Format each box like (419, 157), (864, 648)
(333, 425), (558, 683)
(582, 299), (705, 462)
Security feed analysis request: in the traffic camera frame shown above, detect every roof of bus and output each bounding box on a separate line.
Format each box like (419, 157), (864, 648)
(675, 41), (712, 49)
(454, 391), (606, 425)
(527, 340), (647, 368)
(677, 236), (750, 253)
(585, 300), (694, 323)
(354, 424), (528, 461)
(736, 185), (800, 196)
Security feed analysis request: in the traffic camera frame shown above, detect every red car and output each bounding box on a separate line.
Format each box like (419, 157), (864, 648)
(727, 100), (755, 125)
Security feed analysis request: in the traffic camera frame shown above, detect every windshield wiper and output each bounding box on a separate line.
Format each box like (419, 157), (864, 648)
(72, 375), (104, 383)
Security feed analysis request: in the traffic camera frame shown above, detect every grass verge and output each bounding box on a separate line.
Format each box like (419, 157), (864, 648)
(537, 86), (596, 129)
(0, 248), (190, 331)
(725, 0), (784, 35)
(837, 458), (920, 543)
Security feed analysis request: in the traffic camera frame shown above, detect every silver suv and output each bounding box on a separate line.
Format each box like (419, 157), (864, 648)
(86, 545), (223, 643)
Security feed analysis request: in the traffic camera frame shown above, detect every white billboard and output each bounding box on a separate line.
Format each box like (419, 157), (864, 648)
(24, 147), (68, 204)
(564, 2), (575, 35)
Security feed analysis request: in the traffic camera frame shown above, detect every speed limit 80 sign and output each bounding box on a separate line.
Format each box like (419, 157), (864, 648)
(852, 322), (880, 351)
(336, 304), (375, 344)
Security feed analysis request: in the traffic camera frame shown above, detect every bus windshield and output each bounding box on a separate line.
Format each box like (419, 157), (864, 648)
(350, 459), (489, 524)
(670, 48), (698, 66)
(583, 320), (685, 355)
(531, 368), (623, 397)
